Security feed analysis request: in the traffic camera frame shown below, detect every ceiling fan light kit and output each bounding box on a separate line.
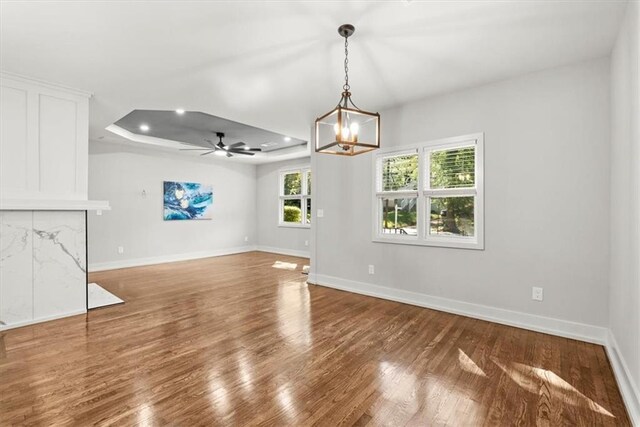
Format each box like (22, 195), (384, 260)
(315, 24), (380, 156)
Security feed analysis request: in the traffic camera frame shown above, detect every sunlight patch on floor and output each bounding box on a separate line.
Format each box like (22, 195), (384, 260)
(458, 349), (487, 377)
(527, 364), (615, 418)
(272, 261), (298, 270)
(492, 358), (615, 418)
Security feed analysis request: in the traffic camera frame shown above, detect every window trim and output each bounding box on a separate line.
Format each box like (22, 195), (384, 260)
(372, 133), (484, 250)
(278, 166), (311, 228)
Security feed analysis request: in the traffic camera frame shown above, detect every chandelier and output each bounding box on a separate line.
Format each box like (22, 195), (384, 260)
(315, 24), (380, 156)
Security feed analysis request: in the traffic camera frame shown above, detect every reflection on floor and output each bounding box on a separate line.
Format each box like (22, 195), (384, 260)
(87, 282), (124, 309)
(0, 251), (630, 425)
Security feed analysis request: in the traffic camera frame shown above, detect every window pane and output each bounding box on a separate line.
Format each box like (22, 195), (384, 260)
(306, 198), (311, 224)
(283, 172), (302, 195)
(306, 171), (311, 195)
(381, 154), (418, 191)
(282, 199), (302, 223)
(380, 197), (417, 236)
(430, 146), (475, 189)
(429, 196), (474, 237)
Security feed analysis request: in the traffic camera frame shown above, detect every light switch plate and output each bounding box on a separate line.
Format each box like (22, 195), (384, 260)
(317, 209), (324, 218)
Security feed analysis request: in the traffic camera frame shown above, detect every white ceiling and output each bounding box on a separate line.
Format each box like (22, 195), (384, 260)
(0, 0), (627, 161)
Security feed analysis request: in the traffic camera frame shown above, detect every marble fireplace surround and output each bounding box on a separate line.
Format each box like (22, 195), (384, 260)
(0, 200), (109, 330)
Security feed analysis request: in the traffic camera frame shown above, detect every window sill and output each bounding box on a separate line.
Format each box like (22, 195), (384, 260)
(372, 236), (484, 250)
(278, 223), (311, 229)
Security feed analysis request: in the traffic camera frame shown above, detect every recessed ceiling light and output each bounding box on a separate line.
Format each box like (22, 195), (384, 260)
(284, 136), (291, 142)
(139, 124), (150, 132)
(175, 109), (185, 115)
(261, 142), (277, 148)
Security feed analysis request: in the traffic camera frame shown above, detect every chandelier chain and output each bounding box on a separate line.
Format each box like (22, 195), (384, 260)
(343, 36), (350, 92)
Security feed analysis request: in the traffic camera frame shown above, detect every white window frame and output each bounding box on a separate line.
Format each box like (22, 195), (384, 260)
(279, 166), (311, 228)
(372, 133), (484, 250)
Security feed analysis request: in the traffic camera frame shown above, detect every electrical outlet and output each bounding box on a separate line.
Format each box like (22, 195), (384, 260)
(317, 209), (324, 218)
(304, 240), (309, 247)
(244, 236), (249, 242)
(532, 286), (543, 301)
(368, 265), (375, 275)
(117, 246), (124, 254)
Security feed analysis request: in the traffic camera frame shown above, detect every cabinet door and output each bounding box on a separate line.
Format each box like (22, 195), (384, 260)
(0, 73), (90, 200)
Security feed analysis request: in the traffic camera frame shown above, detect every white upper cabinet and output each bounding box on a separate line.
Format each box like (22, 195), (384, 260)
(0, 71), (91, 201)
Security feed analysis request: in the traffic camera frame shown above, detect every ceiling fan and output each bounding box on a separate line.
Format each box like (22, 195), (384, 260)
(180, 132), (262, 157)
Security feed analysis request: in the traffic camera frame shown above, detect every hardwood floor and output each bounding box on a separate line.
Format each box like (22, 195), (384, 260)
(0, 251), (630, 426)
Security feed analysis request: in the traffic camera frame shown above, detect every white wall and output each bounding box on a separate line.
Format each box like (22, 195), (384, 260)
(609, 1), (640, 423)
(256, 158), (311, 257)
(311, 57), (611, 338)
(88, 145), (257, 270)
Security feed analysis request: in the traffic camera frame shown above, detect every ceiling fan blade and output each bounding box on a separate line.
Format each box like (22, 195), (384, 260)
(233, 147), (261, 152)
(199, 150), (216, 156)
(228, 142), (245, 149)
(228, 150), (255, 156)
(226, 152), (233, 158)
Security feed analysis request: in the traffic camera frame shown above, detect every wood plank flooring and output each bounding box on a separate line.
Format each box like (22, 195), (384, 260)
(0, 251), (630, 426)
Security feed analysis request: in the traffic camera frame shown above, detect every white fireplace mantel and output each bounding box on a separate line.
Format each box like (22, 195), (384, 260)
(0, 199), (110, 211)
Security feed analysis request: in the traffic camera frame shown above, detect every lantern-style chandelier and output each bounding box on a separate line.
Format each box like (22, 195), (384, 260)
(315, 24), (380, 156)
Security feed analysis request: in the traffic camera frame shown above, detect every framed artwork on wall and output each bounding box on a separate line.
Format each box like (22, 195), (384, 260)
(163, 181), (213, 220)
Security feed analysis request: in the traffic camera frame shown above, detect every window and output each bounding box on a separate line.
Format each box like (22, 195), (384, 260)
(373, 133), (483, 249)
(377, 153), (419, 236)
(279, 167), (311, 227)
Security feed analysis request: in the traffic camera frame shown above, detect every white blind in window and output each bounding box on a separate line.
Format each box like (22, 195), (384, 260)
(381, 154), (418, 192)
(430, 146), (475, 189)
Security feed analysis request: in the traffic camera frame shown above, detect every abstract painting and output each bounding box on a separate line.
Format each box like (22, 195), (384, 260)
(163, 181), (213, 220)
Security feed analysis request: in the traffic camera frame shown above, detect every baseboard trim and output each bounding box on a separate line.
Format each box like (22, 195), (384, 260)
(309, 273), (608, 345)
(606, 330), (640, 426)
(0, 308), (87, 331)
(256, 246), (310, 259)
(88, 246), (257, 272)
